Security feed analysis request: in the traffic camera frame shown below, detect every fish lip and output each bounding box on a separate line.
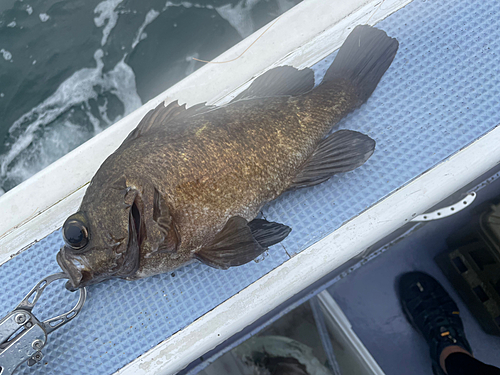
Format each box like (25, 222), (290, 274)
(56, 249), (83, 291)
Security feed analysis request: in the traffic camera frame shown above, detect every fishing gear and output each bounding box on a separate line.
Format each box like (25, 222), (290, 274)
(0, 273), (86, 375)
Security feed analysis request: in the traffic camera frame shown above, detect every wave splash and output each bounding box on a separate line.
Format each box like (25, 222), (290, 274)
(0, 49), (141, 193)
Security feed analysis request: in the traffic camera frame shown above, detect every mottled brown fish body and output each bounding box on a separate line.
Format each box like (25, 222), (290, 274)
(110, 82), (358, 277)
(57, 25), (399, 289)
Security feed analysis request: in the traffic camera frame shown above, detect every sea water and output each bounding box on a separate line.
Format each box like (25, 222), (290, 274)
(0, 0), (301, 195)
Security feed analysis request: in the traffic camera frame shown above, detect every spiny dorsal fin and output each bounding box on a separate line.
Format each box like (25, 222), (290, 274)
(231, 66), (315, 103)
(124, 100), (216, 143)
(288, 130), (375, 190)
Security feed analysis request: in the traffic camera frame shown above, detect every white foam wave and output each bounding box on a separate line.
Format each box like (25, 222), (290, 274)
(0, 49), (12, 61)
(8, 49), (105, 136)
(161, 0), (295, 40)
(7, 21), (16, 27)
(215, 0), (261, 38)
(39, 13), (50, 22)
(163, 1), (214, 11)
(132, 9), (160, 49)
(1, 49), (141, 185)
(85, 102), (104, 133)
(26, 5), (33, 15)
(102, 59), (142, 114)
(5, 120), (91, 189)
(162, 1), (257, 38)
(94, 0), (124, 46)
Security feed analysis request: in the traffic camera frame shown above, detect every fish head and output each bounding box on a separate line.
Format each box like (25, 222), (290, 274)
(57, 180), (144, 290)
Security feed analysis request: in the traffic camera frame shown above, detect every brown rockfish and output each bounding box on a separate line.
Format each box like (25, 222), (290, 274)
(57, 25), (398, 290)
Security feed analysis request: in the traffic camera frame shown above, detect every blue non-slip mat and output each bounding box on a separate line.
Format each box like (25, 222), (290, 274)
(1, 0), (500, 373)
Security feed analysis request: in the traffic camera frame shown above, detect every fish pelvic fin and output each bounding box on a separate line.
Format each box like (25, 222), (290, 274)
(288, 130), (375, 190)
(322, 25), (398, 106)
(195, 216), (290, 269)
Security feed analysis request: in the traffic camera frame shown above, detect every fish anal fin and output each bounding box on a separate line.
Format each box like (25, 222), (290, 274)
(288, 129), (375, 190)
(247, 218), (291, 248)
(195, 216), (266, 270)
(231, 66), (315, 103)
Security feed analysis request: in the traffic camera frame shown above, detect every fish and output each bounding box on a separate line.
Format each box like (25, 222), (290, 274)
(57, 25), (399, 290)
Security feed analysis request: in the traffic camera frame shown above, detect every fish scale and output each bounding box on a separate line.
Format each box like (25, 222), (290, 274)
(121, 85), (357, 235)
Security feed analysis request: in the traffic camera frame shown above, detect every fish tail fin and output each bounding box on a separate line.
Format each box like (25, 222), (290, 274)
(322, 25), (399, 105)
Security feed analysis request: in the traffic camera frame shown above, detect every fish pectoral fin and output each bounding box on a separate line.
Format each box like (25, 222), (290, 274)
(247, 218), (291, 248)
(195, 216), (267, 270)
(230, 66), (315, 103)
(288, 129), (376, 190)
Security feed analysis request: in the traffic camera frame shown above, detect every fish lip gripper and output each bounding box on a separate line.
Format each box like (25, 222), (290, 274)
(0, 272), (87, 375)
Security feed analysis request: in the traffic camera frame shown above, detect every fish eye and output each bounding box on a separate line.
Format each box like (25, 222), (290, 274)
(63, 217), (89, 250)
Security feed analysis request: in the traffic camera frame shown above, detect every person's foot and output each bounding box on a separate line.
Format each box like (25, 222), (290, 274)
(398, 271), (473, 375)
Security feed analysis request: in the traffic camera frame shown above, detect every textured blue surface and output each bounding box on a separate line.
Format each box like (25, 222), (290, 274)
(1, 0), (500, 373)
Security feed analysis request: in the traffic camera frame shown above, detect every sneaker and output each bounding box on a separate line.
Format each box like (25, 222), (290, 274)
(398, 271), (472, 375)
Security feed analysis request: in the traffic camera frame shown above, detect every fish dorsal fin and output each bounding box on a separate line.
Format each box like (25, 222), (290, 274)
(288, 130), (376, 190)
(230, 66), (315, 103)
(195, 216), (266, 270)
(124, 100), (216, 142)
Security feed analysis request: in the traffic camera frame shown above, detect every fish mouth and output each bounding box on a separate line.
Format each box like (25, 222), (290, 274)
(57, 246), (121, 290)
(56, 249), (89, 291)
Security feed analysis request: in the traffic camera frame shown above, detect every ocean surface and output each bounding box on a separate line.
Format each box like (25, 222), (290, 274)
(0, 0), (301, 195)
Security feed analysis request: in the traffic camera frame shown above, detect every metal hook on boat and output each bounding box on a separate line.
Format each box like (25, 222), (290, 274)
(0, 273), (87, 375)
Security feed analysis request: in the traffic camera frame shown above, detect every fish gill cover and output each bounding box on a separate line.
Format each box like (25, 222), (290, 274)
(0, 0), (302, 195)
